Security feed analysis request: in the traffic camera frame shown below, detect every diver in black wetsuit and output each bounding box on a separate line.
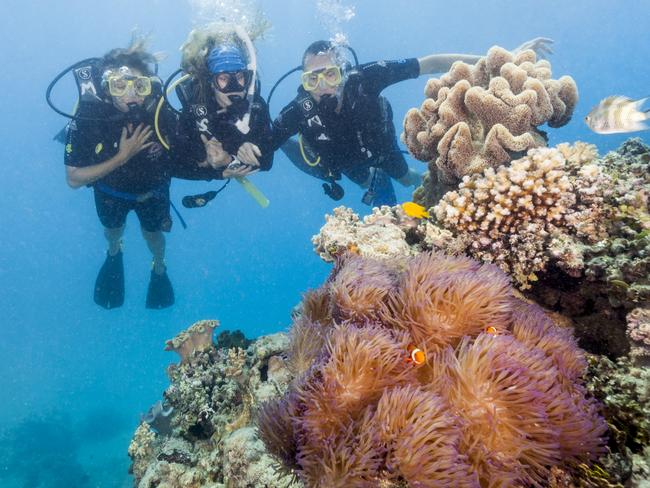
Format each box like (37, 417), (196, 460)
(63, 40), (181, 310)
(172, 29), (273, 196)
(271, 38), (554, 207)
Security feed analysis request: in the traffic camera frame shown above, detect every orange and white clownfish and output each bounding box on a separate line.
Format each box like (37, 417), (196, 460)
(406, 344), (426, 365)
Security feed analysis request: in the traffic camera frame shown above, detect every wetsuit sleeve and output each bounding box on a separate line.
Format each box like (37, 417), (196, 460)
(271, 101), (302, 151)
(248, 96), (274, 171)
(64, 119), (99, 167)
(358, 58), (420, 96)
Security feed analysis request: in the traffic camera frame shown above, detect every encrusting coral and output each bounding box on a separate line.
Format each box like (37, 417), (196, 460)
(257, 251), (608, 487)
(403, 46), (577, 194)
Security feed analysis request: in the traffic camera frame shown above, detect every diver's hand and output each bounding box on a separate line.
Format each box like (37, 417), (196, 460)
(201, 134), (231, 169)
(513, 37), (554, 59)
(223, 164), (259, 179)
(236, 142), (262, 167)
(117, 124), (153, 163)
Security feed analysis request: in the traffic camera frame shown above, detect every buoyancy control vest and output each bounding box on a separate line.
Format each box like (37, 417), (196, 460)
(294, 70), (397, 164)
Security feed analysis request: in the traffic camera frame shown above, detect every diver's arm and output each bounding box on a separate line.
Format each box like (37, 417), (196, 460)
(417, 54), (482, 75)
(271, 102), (301, 151)
(65, 125), (153, 188)
(241, 98), (274, 171)
(417, 38), (554, 75)
(66, 153), (128, 188)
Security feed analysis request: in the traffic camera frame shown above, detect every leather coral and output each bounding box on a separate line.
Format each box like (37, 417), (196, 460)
(402, 46), (577, 189)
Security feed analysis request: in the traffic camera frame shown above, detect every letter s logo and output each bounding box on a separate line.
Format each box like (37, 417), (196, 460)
(197, 118), (210, 133)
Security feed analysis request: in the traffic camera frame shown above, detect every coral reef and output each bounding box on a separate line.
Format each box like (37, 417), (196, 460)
(128, 324), (297, 488)
(627, 307), (650, 367)
(258, 252), (608, 487)
(584, 355), (650, 485)
(312, 206), (418, 262)
(403, 46), (577, 195)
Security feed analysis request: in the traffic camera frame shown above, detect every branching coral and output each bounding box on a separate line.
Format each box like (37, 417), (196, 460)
(434, 146), (575, 286)
(403, 46), (577, 191)
(258, 253), (607, 487)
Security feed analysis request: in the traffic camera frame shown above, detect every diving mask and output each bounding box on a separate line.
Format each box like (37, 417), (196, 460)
(301, 65), (342, 91)
(213, 70), (251, 94)
(107, 75), (152, 97)
(103, 67), (152, 97)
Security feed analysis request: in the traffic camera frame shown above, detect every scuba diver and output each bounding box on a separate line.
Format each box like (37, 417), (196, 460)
(170, 24), (273, 204)
(271, 38), (554, 207)
(56, 39), (180, 309)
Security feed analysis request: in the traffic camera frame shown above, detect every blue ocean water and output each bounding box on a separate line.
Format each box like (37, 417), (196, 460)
(0, 0), (648, 486)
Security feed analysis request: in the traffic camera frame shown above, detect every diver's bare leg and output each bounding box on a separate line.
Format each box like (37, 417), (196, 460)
(141, 229), (166, 275)
(105, 226), (124, 256)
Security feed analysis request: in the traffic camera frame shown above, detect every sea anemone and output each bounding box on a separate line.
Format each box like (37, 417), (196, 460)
(287, 317), (328, 378)
(294, 323), (415, 441)
(256, 395), (301, 479)
(384, 252), (512, 350)
(511, 301), (588, 384)
(300, 287), (333, 325)
(430, 335), (561, 485)
(328, 254), (398, 323)
(373, 385), (477, 487)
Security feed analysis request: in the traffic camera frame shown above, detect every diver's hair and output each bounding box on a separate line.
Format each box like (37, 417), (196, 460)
(100, 34), (160, 76)
(180, 19), (269, 103)
(302, 41), (337, 69)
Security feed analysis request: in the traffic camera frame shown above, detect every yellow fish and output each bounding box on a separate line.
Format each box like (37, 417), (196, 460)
(585, 95), (649, 134)
(402, 201), (430, 219)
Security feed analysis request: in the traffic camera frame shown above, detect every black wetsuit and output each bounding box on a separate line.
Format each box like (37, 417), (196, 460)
(64, 102), (181, 232)
(175, 78), (274, 180)
(271, 58), (420, 205)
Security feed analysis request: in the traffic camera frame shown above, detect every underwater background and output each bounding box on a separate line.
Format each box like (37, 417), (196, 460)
(0, 0), (648, 486)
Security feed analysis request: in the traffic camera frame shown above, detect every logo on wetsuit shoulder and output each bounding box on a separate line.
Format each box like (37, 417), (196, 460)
(302, 99), (314, 111)
(194, 105), (208, 117)
(65, 144), (73, 154)
(77, 67), (92, 80)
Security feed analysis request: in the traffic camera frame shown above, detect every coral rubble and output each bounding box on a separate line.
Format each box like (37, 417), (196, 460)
(403, 46), (577, 194)
(258, 252), (608, 487)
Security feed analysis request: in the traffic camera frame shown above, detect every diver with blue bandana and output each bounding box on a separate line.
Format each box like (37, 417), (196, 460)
(170, 25), (273, 205)
(60, 39), (179, 310)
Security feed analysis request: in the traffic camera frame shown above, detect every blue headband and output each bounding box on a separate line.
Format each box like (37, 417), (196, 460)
(206, 45), (247, 74)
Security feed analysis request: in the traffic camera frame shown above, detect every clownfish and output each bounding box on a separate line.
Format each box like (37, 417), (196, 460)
(485, 326), (499, 335)
(406, 344), (426, 365)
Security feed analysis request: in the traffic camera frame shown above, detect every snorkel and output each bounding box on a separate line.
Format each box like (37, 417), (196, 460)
(232, 24), (257, 135)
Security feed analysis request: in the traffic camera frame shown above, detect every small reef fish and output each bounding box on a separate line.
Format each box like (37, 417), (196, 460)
(406, 344), (426, 365)
(485, 326), (499, 335)
(402, 201), (430, 219)
(585, 96), (650, 134)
